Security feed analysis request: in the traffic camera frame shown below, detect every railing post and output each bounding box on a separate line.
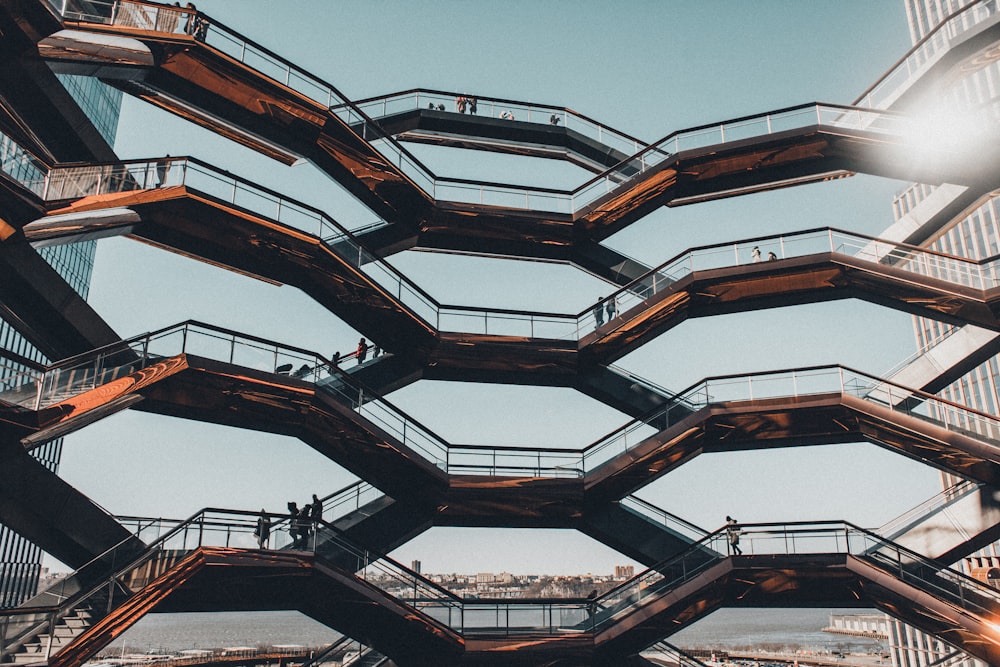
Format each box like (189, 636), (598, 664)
(43, 614), (55, 659)
(42, 172), (51, 201)
(33, 372), (43, 412)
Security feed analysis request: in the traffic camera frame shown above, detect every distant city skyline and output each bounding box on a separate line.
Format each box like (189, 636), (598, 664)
(42, 0), (938, 579)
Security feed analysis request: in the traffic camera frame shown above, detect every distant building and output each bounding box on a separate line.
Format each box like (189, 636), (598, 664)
(825, 613), (890, 639)
(411, 559), (421, 575)
(614, 565), (634, 579)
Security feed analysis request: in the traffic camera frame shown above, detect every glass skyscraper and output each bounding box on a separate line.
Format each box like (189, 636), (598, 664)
(0, 74), (122, 608)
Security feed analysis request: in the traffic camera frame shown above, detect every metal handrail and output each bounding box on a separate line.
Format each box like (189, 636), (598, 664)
(25, 153), (1000, 342)
(45, 3), (951, 217)
(3, 322), (998, 479)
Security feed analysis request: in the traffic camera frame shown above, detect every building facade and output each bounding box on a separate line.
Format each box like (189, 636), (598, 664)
(887, 1), (1000, 664)
(0, 74), (122, 608)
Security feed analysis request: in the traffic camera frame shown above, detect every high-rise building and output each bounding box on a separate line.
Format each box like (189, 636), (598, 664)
(0, 74), (122, 607)
(884, 1), (1000, 665)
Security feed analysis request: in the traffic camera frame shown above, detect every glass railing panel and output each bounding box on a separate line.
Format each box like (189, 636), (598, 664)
(51, 158), (444, 333)
(594, 226), (989, 344)
(845, 525), (1000, 614)
(437, 309), (577, 339)
(345, 390), (450, 469)
(115, 516), (184, 543)
(876, 480), (979, 538)
(581, 418), (665, 472)
(318, 481), (383, 524)
(59, 1), (437, 197)
(0, 130), (48, 196)
(353, 90), (646, 160)
(446, 447), (584, 478)
(461, 603), (589, 635)
(839, 368), (1000, 443)
(642, 642), (710, 667)
(620, 496), (710, 543)
(431, 180), (573, 214)
(0, 367), (44, 408)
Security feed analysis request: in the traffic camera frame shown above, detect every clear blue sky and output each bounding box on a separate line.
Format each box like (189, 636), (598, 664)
(47, 0), (945, 578)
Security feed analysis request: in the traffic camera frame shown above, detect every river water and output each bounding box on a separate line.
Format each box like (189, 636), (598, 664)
(111, 608), (883, 654)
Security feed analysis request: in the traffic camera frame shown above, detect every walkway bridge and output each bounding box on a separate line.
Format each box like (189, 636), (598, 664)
(1, 0), (999, 662)
(3, 0), (997, 262)
(10, 157), (1000, 382)
(4, 324), (1000, 565)
(5, 517), (1000, 666)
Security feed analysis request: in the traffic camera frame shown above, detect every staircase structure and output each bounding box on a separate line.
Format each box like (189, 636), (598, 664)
(3, 0), (1000, 664)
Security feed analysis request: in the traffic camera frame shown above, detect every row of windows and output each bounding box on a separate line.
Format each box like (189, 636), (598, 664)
(892, 182), (937, 220)
(930, 198), (1000, 260)
(888, 614), (984, 666)
(54, 74), (123, 147)
(38, 241), (97, 299)
(906, 0), (986, 43)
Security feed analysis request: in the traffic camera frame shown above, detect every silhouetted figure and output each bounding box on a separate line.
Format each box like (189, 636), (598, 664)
(767, 251), (778, 261)
(456, 95), (467, 113)
(332, 351), (341, 365)
(310, 494), (322, 527)
(605, 298), (616, 322)
(156, 155), (171, 187)
(585, 589), (598, 618)
(437, 103), (445, 111)
(194, 15), (208, 39)
(183, 3), (197, 34)
(295, 505), (312, 548)
(500, 110), (514, 120)
(254, 509), (271, 549)
(287, 501), (300, 546)
(550, 114), (561, 125)
(372, 344), (381, 358)
(469, 97), (478, 114)
(356, 337), (368, 364)
(592, 299), (605, 330)
(428, 102), (435, 109)
(726, 515), (743, 555)
(751, 246), (761, 263)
